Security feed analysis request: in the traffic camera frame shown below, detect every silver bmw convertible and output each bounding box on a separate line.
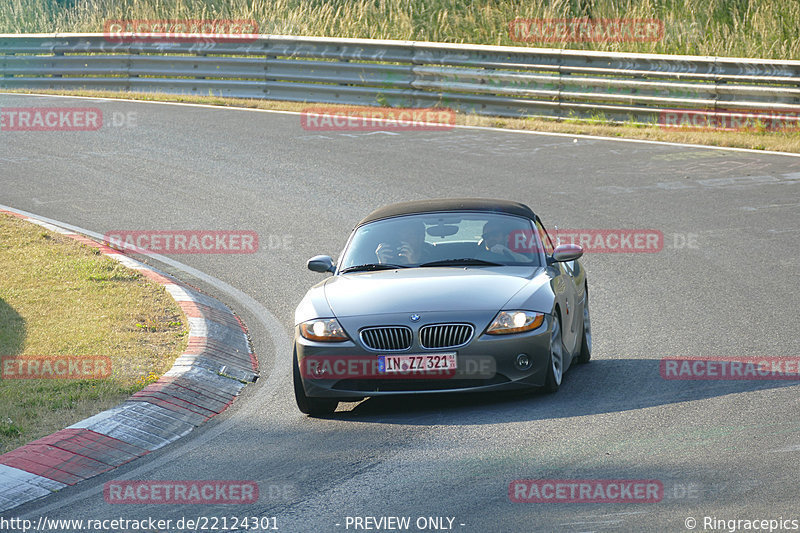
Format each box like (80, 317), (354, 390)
(293, 199), (591, 415)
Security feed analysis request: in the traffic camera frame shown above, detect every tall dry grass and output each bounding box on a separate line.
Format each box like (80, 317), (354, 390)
(1, 0), (797, 59)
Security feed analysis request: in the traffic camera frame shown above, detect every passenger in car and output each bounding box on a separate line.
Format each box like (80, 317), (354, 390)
(375, 220), (434, 265)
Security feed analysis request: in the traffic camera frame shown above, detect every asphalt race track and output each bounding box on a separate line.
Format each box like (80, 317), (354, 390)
(2, 93), (800, 532)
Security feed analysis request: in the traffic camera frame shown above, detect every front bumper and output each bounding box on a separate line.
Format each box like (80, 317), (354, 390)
(295, 312), (554, 399)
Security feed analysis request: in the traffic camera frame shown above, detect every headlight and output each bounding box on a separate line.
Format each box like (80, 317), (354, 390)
(299, 318), (349, 342)
(485, 310), (544, 335)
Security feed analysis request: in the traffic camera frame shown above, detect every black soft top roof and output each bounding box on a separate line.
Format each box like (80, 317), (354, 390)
(357, 198), (536, 226)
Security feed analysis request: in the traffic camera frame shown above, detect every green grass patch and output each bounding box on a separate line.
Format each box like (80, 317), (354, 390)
(0, 213), (188, 453)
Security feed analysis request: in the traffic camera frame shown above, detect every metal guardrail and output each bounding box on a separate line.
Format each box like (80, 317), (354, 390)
(1, 33), (799, 125)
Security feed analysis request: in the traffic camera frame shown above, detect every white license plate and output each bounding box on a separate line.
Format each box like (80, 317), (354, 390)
(378, 353), (457, 374)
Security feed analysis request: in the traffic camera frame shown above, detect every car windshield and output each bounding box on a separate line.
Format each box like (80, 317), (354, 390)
(338, 212), (542, 271)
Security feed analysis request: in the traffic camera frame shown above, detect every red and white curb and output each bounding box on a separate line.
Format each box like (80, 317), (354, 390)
(0, 210), (259, 512)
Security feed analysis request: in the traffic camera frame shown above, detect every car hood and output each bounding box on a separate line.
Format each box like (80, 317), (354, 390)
(322, 266), (543, 317)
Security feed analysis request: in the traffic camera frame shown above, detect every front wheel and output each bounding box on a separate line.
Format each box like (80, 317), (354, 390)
(543, 313), (564, 393)
(293, 351), (338, 416)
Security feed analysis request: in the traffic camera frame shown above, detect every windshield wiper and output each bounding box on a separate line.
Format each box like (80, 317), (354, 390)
(339, 263), (408, 273)
(419, 258), (504, 267)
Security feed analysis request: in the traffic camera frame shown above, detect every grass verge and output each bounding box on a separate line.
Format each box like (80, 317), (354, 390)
(4, 88), (799, 154)
(0, 213), (188, 454)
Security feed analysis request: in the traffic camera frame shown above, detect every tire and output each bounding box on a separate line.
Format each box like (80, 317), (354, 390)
(575, 287), (592, 364)
(293, 351), (338, 416)
(543, 313), (564, 393)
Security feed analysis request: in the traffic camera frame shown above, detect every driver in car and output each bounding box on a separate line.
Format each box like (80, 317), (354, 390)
(479, 221), (532, 262)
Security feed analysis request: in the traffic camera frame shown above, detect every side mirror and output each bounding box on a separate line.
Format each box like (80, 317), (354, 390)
(307, 255), (335, 273)
(551, 243), (583, 263)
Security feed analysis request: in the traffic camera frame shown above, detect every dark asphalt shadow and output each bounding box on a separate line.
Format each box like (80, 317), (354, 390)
(325, 358), (799, 425)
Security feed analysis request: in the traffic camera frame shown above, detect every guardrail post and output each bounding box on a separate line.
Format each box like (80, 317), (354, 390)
(261, 38), (275, 99)
(53, 48), (63, 78)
